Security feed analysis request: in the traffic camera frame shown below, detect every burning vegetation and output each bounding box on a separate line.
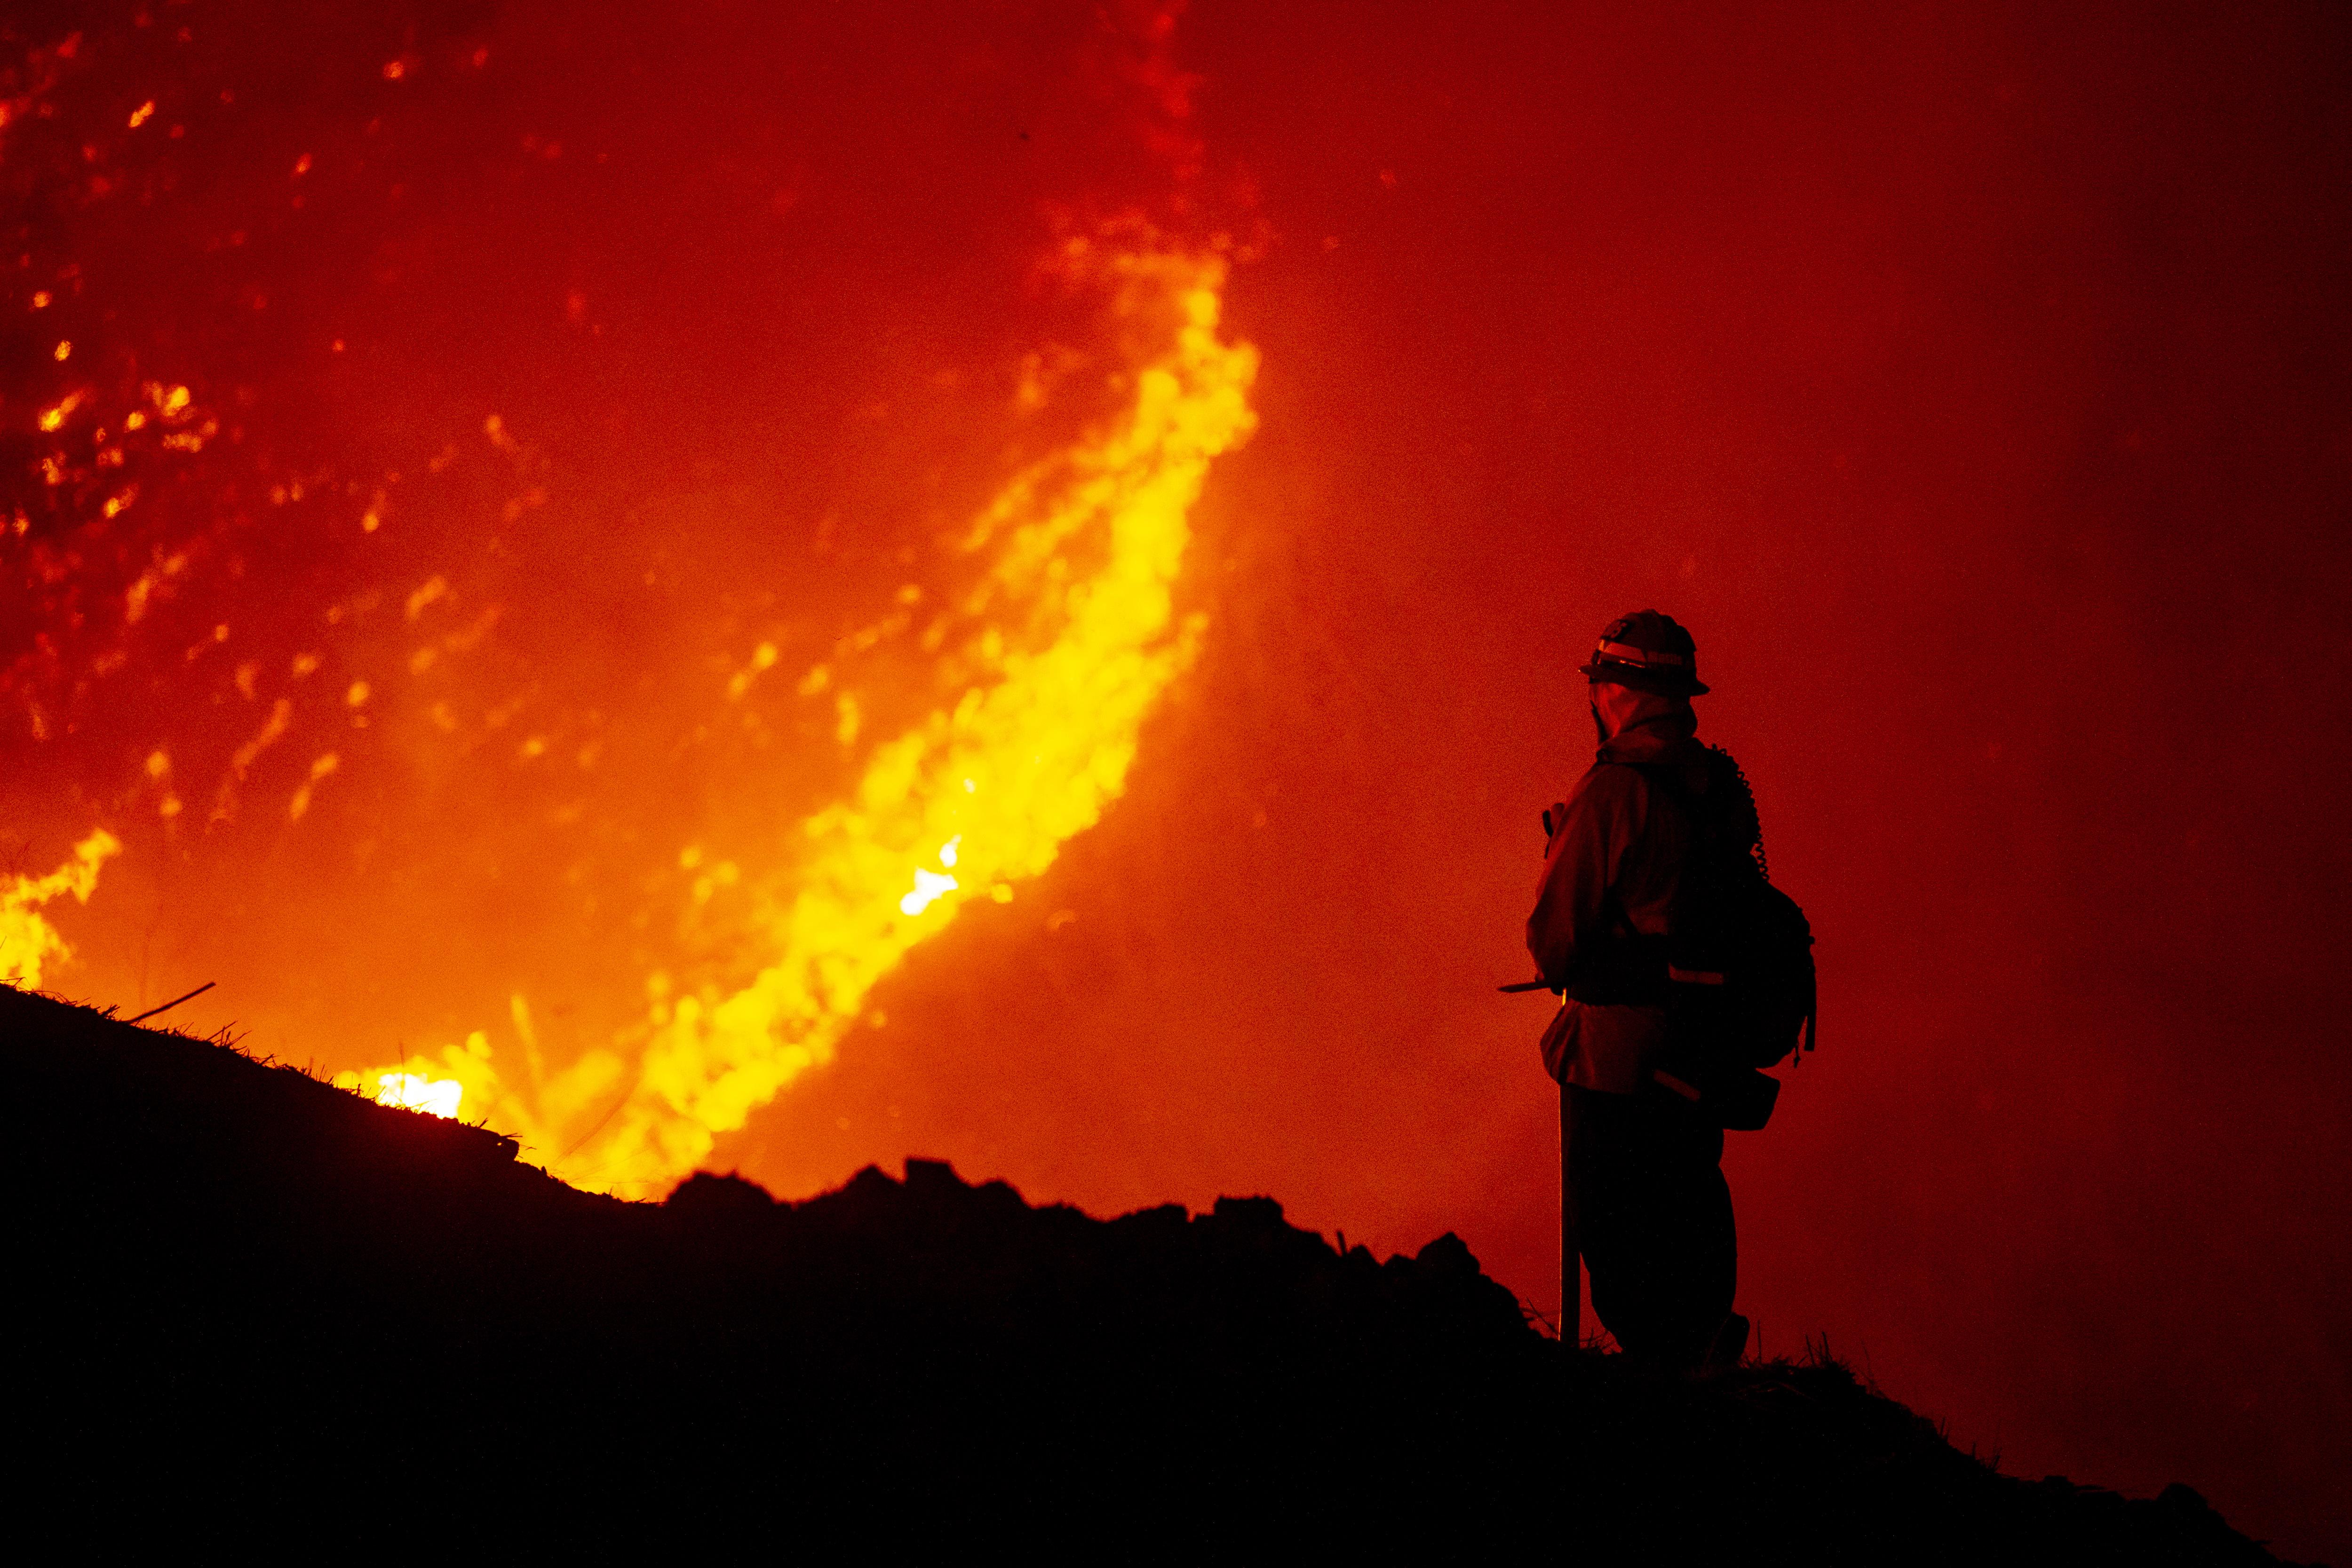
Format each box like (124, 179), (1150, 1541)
(6, 5), (2345, 1558)
(366, 241), (1259, 1196)
(2, 4), (1252, 1197)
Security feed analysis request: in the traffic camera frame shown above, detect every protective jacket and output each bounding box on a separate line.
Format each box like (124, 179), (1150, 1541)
(1527, 712), (1708, 1093)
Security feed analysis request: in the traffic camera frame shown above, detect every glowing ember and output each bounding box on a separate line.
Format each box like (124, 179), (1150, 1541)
(351, 240), (1255, 1194)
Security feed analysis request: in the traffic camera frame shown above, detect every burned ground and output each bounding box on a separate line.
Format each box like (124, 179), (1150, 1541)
(0, 984), (2300, 1561)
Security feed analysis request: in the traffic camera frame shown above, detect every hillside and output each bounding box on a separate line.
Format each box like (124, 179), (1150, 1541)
(0, 984), (2303, 1562)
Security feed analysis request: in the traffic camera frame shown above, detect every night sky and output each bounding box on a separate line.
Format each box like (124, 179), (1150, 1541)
(4, 3), (2346, 1558)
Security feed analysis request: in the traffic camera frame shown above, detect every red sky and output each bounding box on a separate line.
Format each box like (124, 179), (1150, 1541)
(6, 3), (2347, 1559)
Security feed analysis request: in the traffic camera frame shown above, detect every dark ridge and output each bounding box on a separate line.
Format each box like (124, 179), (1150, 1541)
(1, 985), (2304, 1562)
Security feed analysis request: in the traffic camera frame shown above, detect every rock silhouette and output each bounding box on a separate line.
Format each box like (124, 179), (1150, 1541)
(0, 985), (2303, 1561)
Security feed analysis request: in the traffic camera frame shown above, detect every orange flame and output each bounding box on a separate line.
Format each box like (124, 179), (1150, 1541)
(355, 239), (1256, 1194)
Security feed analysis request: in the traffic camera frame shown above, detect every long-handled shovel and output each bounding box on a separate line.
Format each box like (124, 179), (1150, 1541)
(1501, 974), (1579, 1345)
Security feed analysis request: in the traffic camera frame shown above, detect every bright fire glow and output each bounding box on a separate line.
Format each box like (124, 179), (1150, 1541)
(350, 240), (1256, 1194)
(0, 830), (122, 989)
(373, 1073), (465, 1119)
(900, 869), (959, 917)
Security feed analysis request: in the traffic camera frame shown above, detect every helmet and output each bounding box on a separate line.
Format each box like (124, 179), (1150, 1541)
(1578, 609), (1709, 696)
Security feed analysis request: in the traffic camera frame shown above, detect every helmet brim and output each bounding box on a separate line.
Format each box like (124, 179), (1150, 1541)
(1579, 660), (1708, 696)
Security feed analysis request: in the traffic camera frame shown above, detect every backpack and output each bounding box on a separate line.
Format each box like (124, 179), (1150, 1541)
(1634, 747), (1817, 1129)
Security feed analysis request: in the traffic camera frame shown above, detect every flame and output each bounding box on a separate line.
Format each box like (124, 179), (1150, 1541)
(370, 1073), (464, 1119)
(1, 830), (122, 988)
(358, 239), (1256, 1195)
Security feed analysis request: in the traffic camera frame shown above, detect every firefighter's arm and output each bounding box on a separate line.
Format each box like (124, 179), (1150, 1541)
(1495, 803), (1577, 992)
(1525, 768), (1636, 989)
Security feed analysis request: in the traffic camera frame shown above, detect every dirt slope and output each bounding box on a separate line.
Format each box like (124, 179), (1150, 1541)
(0, 985), (2301, 1562)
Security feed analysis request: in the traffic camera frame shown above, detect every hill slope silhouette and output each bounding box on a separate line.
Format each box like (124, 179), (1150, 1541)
(1, 985), (2303, 1561)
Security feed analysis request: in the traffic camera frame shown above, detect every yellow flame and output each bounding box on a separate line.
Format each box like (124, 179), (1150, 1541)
(0, 831), (123, 988)
(358, 241), (1255, 1195)
(371, 1073), (464, 1118)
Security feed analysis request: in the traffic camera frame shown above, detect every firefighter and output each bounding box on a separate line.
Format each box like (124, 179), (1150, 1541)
(1529, 610), (1748, 1370)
